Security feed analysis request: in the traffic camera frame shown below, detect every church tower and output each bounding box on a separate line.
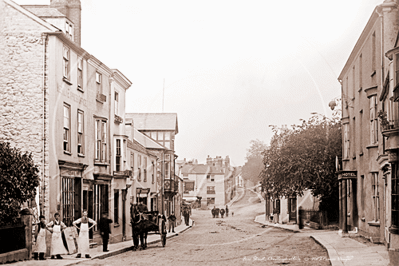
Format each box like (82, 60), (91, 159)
(50, 0), (82, 46)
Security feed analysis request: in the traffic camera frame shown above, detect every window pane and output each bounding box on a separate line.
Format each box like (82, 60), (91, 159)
(102, 143), (106, 161)
(96, 72), (101, 83)
(96, 121), (101, 140)
(78, 112), (83, 133)
(64, 129), (68, 141)
(64, 106), (69, 128)
(165, 142), (170, 149)
(102, 122), (107, 142)
(158, 132), (164, 141)
(116, 139), (121, 155)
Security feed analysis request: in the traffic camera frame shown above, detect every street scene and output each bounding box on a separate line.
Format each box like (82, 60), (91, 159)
(1, 0), (399, 265)
(75, 189), (330, 266)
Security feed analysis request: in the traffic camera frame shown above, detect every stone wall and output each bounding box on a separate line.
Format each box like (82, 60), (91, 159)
(0, 0), (50, 218)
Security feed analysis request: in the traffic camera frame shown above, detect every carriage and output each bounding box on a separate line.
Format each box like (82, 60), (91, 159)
(144, 211), (167, 247)
(130, 206), (167, 250)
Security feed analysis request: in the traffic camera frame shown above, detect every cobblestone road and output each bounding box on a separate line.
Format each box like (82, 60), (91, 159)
(77, 189), (330, 266)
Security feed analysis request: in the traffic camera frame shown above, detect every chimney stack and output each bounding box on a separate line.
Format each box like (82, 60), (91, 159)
(50, 0), (82, 46)
(206, 155), (213, 166)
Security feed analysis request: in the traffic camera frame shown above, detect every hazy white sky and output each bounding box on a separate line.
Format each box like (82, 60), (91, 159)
(16, 0), (383, 166)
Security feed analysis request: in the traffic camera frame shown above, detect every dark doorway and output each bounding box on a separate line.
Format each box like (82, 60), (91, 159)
(74, 178), (82, 223)
(83, 189), (94, 239)
(289, 197), (297, 223)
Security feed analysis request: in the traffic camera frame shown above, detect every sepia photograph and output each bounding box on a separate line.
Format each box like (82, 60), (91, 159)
(0, 0), (396, 265)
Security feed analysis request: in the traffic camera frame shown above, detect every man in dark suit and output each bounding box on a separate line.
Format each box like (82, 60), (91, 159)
(99, 212), (112, 252)
(168, 212), (176, 233)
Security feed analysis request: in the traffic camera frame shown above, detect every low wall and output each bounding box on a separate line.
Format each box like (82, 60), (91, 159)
(0, 212), (32, 264)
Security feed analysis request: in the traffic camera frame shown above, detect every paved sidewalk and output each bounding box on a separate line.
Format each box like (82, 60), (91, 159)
(8, 219), (194, 266)
(254, 215), (389, 266)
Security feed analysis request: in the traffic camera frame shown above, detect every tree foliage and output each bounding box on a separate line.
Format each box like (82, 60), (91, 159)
(260, 114), (341, 213)
(242, 139), (267, 184)
(0, 142), (40, 226)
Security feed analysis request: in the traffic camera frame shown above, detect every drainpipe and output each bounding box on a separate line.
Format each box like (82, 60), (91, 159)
(41, 33), (48, 219)
(109, 76), (113, 173)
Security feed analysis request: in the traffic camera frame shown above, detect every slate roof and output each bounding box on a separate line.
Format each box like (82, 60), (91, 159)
(22, 5), (66, 18)
(133, 128), (165, 150)
(180, 164), (225, 175)
(126, 113), (178, 134)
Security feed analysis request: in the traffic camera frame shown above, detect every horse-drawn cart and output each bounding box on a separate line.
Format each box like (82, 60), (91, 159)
(145, 211), (167, 247)
(130, 205), (167, 250)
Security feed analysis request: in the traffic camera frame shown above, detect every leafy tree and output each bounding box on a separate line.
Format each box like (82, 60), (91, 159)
(242, 139), (267, 185)
(260, 114), (341, 218)
(0, 142), (40, 226)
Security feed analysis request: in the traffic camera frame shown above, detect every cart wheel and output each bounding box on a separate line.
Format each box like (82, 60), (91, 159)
(161, 234), (166, 247)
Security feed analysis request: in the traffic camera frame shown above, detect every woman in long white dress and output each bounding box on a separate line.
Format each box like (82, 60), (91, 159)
(46, 213), (68, 259)
(73, 210), (96, 258)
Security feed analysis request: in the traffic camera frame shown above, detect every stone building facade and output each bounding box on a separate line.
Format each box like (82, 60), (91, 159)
(337, 0), (399, 263)
(0, 0), (135, 247)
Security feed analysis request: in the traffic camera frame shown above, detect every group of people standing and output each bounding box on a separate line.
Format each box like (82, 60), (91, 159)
(33, 211), (112, 260)
(211, 205), (229, 218)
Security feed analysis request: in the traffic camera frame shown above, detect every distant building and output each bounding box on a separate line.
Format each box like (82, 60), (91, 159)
(180, 156), (233, 208)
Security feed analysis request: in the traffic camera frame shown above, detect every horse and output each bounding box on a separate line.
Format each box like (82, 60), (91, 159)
(130, 204), (159, 250)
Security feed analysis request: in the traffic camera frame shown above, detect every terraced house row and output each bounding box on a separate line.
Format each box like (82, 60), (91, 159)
(337, 0), (399, 262)
(0, 0), (182, 247)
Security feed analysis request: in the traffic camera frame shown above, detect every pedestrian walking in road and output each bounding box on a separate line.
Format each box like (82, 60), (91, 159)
(99, 212), (112, 252)
(220, 208), (225, 218)
(168, 212), (176, 233)
(46, 213), (68, 259)
(225, 205), (229, 217)
(33, 215), (47, 260)
(211, 206), (216, 218)
(215, 208), (220, 218)
(73, 210), (97, 258)
(183, 207), (190, 226)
